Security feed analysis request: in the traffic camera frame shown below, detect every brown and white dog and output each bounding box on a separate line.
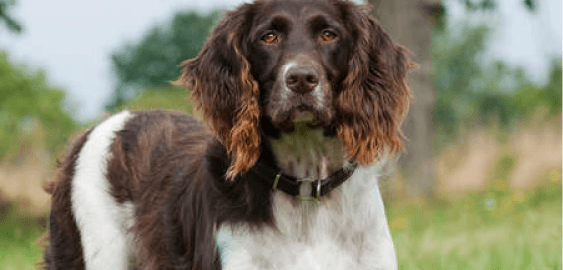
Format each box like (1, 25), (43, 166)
(43, 0), (411, 269)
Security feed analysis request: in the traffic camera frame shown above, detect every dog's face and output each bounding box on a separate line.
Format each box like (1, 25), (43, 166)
(244, 0), (352, 134)
(177, 0), (412, 179)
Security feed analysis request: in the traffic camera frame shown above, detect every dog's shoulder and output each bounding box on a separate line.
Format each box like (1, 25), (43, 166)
(95, 110), (212, 201)
(117, 110), (206, 137)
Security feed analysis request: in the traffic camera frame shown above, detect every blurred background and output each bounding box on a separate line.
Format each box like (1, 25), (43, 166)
(0, 0), (560, 269)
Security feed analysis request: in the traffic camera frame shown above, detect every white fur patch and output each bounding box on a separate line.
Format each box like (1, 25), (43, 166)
(71, 111), (135, 270)
(280, 61), (298, 98)
(219, 163), (397, 270)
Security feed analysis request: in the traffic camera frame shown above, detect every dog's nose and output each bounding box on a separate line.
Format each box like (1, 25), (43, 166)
(285, 66), (319, 94)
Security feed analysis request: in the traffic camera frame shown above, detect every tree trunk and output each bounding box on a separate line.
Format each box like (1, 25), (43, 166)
(369, 0), (437, 198)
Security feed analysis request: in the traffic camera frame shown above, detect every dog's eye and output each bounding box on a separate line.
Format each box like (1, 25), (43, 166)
(321, 30), (337, 42)
(262, 33), (278, 44)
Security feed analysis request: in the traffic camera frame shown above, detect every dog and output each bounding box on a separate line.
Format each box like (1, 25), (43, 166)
(43, 0), (411, 269)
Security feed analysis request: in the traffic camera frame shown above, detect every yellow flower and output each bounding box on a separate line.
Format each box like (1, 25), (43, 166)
(511, 191), (526, 204)
(391, 217), (408, 231)
(549, 170), (561, 183)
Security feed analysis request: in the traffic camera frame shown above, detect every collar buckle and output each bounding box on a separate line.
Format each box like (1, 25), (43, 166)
(297, 177), (321, 204)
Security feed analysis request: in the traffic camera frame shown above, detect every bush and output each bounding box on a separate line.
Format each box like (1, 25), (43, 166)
(0, 52), (77, 162)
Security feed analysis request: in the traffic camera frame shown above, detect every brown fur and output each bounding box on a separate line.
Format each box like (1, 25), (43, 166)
(175, 3), (262, 179)
(43, 128), (94, 270)
(176, 0), (411, 175)
(106, 111), (211, 269)
(336, 1), (411, 164)
(44, 0), (412, 269)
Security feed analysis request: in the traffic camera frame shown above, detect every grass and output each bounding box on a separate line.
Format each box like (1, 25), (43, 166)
(0, 182), (560, 269)
(0, 203), (46, 270)
(388, 181), (562, 269)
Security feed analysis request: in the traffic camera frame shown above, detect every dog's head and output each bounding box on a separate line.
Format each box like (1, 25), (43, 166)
(177, 0), (412, 179)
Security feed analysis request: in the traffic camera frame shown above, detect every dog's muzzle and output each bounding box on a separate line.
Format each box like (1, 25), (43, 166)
(284, 64), (319, 94)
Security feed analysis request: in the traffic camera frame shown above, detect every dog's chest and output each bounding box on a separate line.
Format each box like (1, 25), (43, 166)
(217, 166), (398, 270)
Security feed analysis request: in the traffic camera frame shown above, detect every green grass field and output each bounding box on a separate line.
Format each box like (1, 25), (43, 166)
(0, 203), (46, 270)
(389, 182), (562, 269)
(0, 182), (560, 269)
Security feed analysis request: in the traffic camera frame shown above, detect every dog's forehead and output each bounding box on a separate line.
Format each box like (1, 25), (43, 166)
(253, 0), (342, 25)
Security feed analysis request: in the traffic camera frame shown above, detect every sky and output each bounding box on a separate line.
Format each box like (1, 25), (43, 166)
(0, 0), (561, 121)
(446, 0), (562, 80)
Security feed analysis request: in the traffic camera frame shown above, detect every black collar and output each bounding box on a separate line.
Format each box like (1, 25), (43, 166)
(249, 160), (357, 201)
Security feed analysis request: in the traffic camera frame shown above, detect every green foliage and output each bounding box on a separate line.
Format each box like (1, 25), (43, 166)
(523, 0), (537, 12)
(108, 10), (221, 110)
(433, 21), (562, 142)
(0, 52), (77, 162)
(433, 25), (489, 136)
(111, 86), (195, 114)
(466, 61), (562, 131)
(431, 0), (546, 140)
(0, 0), (22, 33)
(541, 59), (562, 114)
(457, 0), (536, 12)
(461, 0), (496, 11)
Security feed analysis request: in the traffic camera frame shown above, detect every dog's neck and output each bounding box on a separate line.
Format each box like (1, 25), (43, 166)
(268, 122), (346, 179)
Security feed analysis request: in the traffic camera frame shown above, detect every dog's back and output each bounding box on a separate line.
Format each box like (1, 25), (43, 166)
(44, 110), (210, 269)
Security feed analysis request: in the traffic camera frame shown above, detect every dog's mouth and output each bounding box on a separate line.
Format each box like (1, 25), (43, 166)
(274, 105), (329, 133)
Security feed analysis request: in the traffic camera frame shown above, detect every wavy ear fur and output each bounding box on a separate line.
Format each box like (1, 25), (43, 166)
(336, 2), (412, 165)
(176, 4), (261, 179)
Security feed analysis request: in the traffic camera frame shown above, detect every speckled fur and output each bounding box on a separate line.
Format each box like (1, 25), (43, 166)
(220, 164), (397, 270)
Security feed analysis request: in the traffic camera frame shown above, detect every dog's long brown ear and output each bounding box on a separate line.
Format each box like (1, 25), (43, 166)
(176, 4), (260, 179)
(336, 3), (412, 165)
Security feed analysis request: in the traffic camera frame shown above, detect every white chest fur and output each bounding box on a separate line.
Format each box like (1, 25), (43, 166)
(217, 165), (397, 270)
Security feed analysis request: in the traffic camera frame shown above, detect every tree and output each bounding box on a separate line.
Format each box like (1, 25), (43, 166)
(458, 0), (537, 12)
(370, 0), (437, 198)
(107, 10), (220, 109)
(520, 59), (562, 120)
(0, 52), (77, 161)
(368, 0), (543, 198)
(0, 0), (22, 33)
(433, 25), (489, 136)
